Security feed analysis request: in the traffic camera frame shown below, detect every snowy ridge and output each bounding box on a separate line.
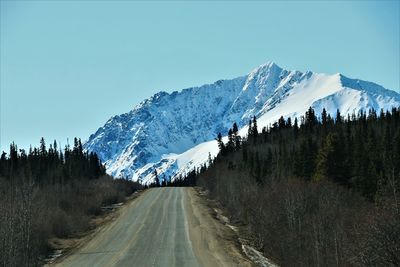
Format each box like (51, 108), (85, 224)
(84, 62), (400, 184)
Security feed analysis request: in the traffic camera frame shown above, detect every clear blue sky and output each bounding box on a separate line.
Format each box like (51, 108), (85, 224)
(1, 0), (399, 152)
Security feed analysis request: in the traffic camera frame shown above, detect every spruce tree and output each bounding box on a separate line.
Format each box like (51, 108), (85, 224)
(216, 133), (225, 154)
(248, 120), (252, 137)
(252, 116), (258, 136)
(321, 108), (328, 126)
(39, 138), (46, 156)
(313, 132), (348, 184)
(227, 128), (235, 151)
(232, 122), (241, 149)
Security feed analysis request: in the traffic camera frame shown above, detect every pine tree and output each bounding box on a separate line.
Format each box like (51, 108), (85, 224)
(248, 120), (253, 137)
(252, 116), (258, 145)
(286, 117), (292, 128)
(153, 169), (160, 187)
(336, 109), (342, 124)
(295, 137), (316, 180)
(252, 116), (258, 136)
(227, 128), (235, 151)
(278, 116), (286, 129)
(232, 122), (241, 149)
(39, 138), (46, 156)
(305, 107), (317, 126)
(216, 133), (225, 154)
(321, 108), (328, 126)
(313, 132), (348, 184)
(293, 117), (299, 139)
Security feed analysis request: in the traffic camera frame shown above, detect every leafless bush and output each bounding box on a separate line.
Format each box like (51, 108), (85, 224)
(0, 175), (142, 266)
(198, 165), (396, 267)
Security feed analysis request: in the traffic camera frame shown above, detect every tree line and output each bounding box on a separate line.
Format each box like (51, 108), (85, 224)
(0, 137), (105, 185)
(0, 138), (142, 267)
(184, 107), (400, 266)
(146, 168), (198, 187)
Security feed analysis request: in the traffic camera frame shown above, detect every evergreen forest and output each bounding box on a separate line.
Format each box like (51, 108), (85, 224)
(181, 107), (400, 266)
(0, 138), (142, 266)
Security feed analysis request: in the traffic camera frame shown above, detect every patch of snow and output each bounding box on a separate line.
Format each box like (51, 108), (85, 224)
(242, 245), (279, 267)
(212, 203), (278, 267)
(83, 61), (400, 184)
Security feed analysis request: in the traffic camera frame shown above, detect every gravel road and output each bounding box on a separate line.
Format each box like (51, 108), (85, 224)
(55, 187), (252, 267)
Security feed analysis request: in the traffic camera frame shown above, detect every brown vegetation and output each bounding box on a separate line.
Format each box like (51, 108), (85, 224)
(0, 138), (142, 267)
(194, 108), (400, 266)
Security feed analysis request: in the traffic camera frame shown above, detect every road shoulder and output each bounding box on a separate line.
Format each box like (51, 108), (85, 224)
(46, 189), (148, 266)
(185, 187), (254, 267)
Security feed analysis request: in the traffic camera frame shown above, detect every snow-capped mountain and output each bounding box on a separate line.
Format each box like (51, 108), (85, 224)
(84, 62), (400, 184)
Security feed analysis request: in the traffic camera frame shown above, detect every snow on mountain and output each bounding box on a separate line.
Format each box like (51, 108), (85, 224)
(84, 62), (400, 184)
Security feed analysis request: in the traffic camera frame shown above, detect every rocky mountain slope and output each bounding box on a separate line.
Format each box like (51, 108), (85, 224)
(84, 62), (400, 184)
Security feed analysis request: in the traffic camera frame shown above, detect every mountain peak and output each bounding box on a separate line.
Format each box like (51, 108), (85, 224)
(250, 61), (281, 74)
(84, 62), (400, 184)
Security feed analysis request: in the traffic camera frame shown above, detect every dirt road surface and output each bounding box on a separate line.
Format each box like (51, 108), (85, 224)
(54, 187), (252, 267)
